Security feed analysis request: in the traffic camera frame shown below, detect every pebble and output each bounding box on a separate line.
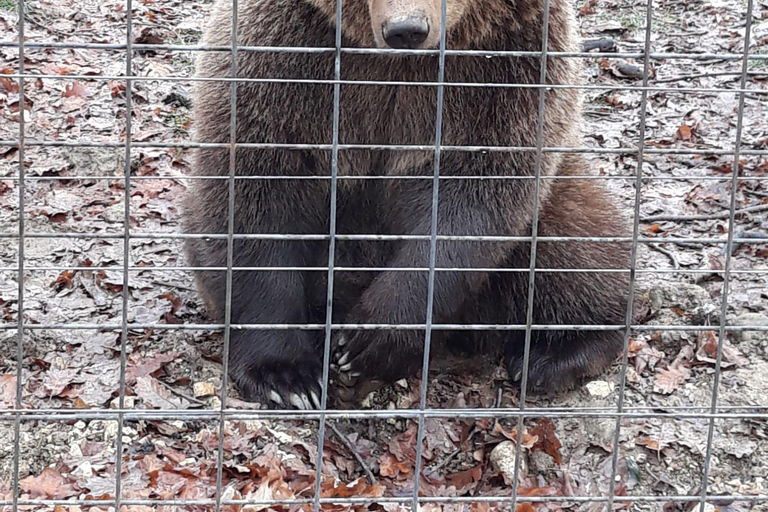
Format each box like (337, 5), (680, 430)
(490, 440), (527, 483)
(586, 380), (614, 397)
(193, 381), (215, 398)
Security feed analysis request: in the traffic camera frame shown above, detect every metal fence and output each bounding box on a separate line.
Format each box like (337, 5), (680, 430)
(0, 0), (767, 509)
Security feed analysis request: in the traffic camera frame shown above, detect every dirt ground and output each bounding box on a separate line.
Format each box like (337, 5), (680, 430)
(0, 0), (767, 510)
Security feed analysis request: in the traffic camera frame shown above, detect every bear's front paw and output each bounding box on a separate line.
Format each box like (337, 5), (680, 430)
(331, 330), (421, 405)
(230, 364), (323, 409)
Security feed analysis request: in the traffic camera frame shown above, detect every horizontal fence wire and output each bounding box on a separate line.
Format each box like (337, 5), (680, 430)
(2, 72), (768, 95)
(1, 234), (767, 243)
(3, 408), (768, 421)
(3, 0), (767, 506)
(1, 141), (768, 157)
(0, 39), (767, 61)
(1, 323), (768, 331)
(0, 494), (765, 507)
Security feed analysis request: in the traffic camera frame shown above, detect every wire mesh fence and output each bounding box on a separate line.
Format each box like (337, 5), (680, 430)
(0, 0), (767, 510)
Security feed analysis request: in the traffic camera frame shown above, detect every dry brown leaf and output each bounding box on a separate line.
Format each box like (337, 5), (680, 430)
(579, 0), (596, 15)
(494, 423), (538, 449)
(41, 368), (81, 397)
(321, 477), (385, 498)
(0, 374), (15, 407)
(447, 466), (482, 493)
(126, 352), (180, 384)
(695, 331), (749, 368)
(63, 82), (89, 98)
(676, 125), (693, 141)
(51, 270), (77, 291)
(134, 375), (188, 409)
(515, 503), (537, 512)
(529, 419), (563, 464)
(630, 337), (665, 375)
(518, 486), (560, 497)
(653, 365), (691, 394)
(20, 468), (78, 499)
(379, 452), (410, 478)
(0, 77), (19, 93)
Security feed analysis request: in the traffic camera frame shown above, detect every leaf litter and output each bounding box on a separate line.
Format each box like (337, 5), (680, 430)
(0, 0), (767, 509)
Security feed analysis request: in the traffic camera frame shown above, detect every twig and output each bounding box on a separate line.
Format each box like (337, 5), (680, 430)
(642, 203), (768, 223)
(648, 244), (680, 270)
(152, 279), (198, 292)
(156, 379), (207, 407)
(656, 71), (767, 83)
(494, 385), (503, 408)
(745, 189), (768, 199)
(328, 422), (378, 484)
(430, 448), (462, 474)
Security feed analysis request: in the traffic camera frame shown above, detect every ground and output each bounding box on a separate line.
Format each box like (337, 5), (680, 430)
(0, 0), (767, 510)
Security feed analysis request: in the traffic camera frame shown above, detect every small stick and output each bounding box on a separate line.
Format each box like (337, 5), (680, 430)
(328, 422), (378, 484)
(648, 244), (680, 270)
(156, 379), (207, 407)
(152, 280), (198, 292)
(655, 70), (767, 83)
(642, 204), (768, 223)
(430, 448), (461, 474)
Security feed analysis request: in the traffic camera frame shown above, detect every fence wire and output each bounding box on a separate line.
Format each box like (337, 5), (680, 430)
(2, 0), (767, 509)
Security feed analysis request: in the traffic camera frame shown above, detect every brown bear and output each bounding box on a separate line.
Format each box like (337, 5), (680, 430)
(183, 0), (631, 409)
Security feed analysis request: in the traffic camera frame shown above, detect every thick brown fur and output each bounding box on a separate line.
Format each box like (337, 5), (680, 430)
(183, 0), (631, 408)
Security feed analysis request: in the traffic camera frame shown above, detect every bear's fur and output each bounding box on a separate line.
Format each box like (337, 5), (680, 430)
(183, 0), (631, 408)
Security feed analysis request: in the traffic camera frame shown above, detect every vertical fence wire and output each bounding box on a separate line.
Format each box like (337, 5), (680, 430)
(214, 0), (240, 510)
(410, 0), (449, 506)
(10, 0), (26, 510)
(508, 0), (551, 508)
(605, 0), (655, 508)
(113, 0), (134, 507)
(313, 0), (344, 506)
(698, 0), (755, 509)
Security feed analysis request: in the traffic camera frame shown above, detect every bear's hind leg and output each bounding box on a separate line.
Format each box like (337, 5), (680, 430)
(501, 172), (631, 394)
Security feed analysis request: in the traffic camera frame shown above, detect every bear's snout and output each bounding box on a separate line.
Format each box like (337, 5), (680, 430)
(382, 15), (430, 49)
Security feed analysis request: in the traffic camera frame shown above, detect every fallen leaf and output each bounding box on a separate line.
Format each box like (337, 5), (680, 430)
(379, 452), (410, 478)
(19, 468), (78, 499)
(494, 423), (537, 449)
(51, 270), (77, 291)
(134, 376), (189, 409)
(653, 365), (691, 394)
(126, 352), (180, 384)
(320, 478), (385, 498)
(529, 419), (563, 464)
(447, 466), (482, 494)
(676, 125), (693, 141)
(0, 374), (16, 407)
(518, 485), (560, 496)
(695, 331), (749, 368)
(41, 368), (81, 397)
(63, 82), (89, 98)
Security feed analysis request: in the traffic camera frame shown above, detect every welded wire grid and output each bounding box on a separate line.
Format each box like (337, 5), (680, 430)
(1, 0), (767, 509)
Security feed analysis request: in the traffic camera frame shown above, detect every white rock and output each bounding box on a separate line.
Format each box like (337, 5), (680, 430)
(489, 440), (527, 483)
(586, 380), (614, 397)
(193, 381), (216, 398)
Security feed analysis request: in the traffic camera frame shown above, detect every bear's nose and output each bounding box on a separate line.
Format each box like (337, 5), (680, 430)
(382, 17), (430, 49)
